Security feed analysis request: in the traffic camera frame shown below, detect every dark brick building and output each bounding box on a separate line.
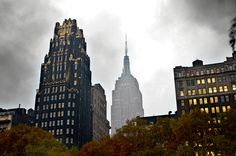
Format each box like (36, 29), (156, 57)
(34, 19), (92, 148)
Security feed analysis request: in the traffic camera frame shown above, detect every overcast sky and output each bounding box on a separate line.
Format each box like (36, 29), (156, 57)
(0, 0), (235, 120)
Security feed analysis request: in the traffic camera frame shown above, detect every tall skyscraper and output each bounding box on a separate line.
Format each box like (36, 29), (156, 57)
(111, 36), (144, 135)
(91, 84), (110, 140)
(34, 19), (92, 148)
(174, 51), (236, 119)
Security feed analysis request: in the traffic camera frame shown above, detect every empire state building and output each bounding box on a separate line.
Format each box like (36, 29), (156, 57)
(111, 36), (144, 135)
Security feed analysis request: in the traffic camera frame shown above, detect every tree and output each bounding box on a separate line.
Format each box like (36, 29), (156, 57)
(0, 124), (79, 156)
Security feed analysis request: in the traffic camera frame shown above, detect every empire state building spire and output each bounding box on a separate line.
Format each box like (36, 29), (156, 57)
(122, 35), (131, 76)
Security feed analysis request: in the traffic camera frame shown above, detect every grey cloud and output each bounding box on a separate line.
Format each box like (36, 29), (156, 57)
(0, 0), (61, 109)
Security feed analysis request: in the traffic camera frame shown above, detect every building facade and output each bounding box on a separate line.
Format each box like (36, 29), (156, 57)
(0, 106), (34, 132)
(91, 84), (110, 140)
(174, 51), (236, 121)
(34, 19), (92, 148)
(111, 37), (144, 135)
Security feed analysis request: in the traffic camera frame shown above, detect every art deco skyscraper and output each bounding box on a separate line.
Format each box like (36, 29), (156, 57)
(34, 19), (92, 148)
(111, 36), (144, 135)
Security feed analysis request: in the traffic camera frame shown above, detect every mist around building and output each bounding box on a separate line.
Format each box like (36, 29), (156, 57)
(0, 17), (236, 155)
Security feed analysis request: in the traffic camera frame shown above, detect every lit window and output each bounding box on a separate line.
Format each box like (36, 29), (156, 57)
(222, 106), (227, 112)
(68, 93), (71, 99)
(72, 111), (75, 116)
(71, 129), (74, 135)
(210, 97), (214, 104)
(181, 100), (184, 106)
(197, 80), (201, 84)
(192, 90), (196, 95)
(199, 98), (203, 104)
(212, 78), (216, 83)
(227, 105), (231, 111)
(66, 128), (69, 134)
(67, 119), (70, 125)
(71, 120), (74, 125)
(193, 99), (197, 105)
(35, 123), (38, 127)
(188, 90), (191, 96)
(224, 86), (228, 92)
(180, 91), (184, 96)
(211, 107), (215, 114)
(205, 108), (209, 114)
(232, 84), (236, 90)
(71, 138), (73, 144)
(74, 80), (77, 86)
(72, 102), (75, 108)
(66, 138), (69, 144)
(219, 86), (223, 92)
(213, 87), (217, 93)
(62, 103), (64, 108)
(208, 88), (212, 93)
(68, 102), (71, 107)
(207, 78), (211, 84)
(189, 99), (193, 105)
(67, 110), (70, 116)
(214, 97), (218, 103)
(203, 89), (206, 94)
(216, 106), (220, 113)
(200, 108), (204, 112)
(198, 89), (202, 95)
(204, 98), (208, 104)
(201, 79), (205, 84)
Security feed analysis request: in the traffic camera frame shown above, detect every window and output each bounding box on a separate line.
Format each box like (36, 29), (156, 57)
(67, 119), (70, 125)
(201, 79), (205, 84)
(66, 138), (69, 144)
(224, 86), (228, 92)
(188, 90), (191, 96)
(207, 78), (211, 84)
(198, 89), (202, 95)
(216, 106), (220, 113)
(222, 106), (227, 112)
(211, 107), (215, 114)
(212, 78), (216, 83)
(72, 111), (75, 116)
(180, 90), (184, 96)
(192, 90), (196, 95)
(200, 108), (204, 112)
(74, 80), (77, 86)
(227, 105), (231, 111)
(68, 93), (71, 99)
(210, 97), (214, 104)
(72, 102), (75, 108)
(193, 99), (197, 105)
(214, 96), (218, 103)
(70, 138), (73, 144)
(66, 128), (69, 134)
(212, 87), (217, 93)
(181, 100), (184, 106)
(232, 84), (236, 90)
(189, 99), (193, 105)
(199, 98), (203, 105)
(219, 86), (223, 92)
(208, 88), (212, 94)
(204, 98), (208, 104)
(221, 96), (225, 102)
(205, 108), (209, 114)
(71, 120), (74, 125)
(197, 80), (201, 85)
(203, 89), (206, 94)
(68, 102), (71, 107)
(225, 95), (229, 102)
(67, 110), (70, 116)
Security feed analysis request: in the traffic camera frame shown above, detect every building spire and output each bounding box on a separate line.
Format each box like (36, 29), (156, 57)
(122, 34), (131, 76)
(125, 34), (128, 56)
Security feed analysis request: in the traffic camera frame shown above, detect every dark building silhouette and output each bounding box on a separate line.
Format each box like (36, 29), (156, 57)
(91, 84), (110, 140)
(174, 51), (236, 121)
(111, 36), (144, 135)
(0, 105), (34, 132)
(34, 19), (92, 148)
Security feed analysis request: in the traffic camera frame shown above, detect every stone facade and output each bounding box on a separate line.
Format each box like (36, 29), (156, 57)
(174, 51), (236, 121)
(111, 38), (144, 135)
(91, 84), (110, 140)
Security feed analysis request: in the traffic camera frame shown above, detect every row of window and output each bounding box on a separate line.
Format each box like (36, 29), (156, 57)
(38, 93), (76, 102)
(36, 101), (76, 111)
(185, 95), (231, 106)
(182, 105), (231, 115)
(179, 85), (236, 96)
(176, 65), (236, 78)
(36, 119), (75, 128)
(36, 110), (75, 120)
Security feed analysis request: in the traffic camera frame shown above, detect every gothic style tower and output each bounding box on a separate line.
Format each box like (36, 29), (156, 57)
(34, 19), (92, 148)
(111, 36), (144, 135)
